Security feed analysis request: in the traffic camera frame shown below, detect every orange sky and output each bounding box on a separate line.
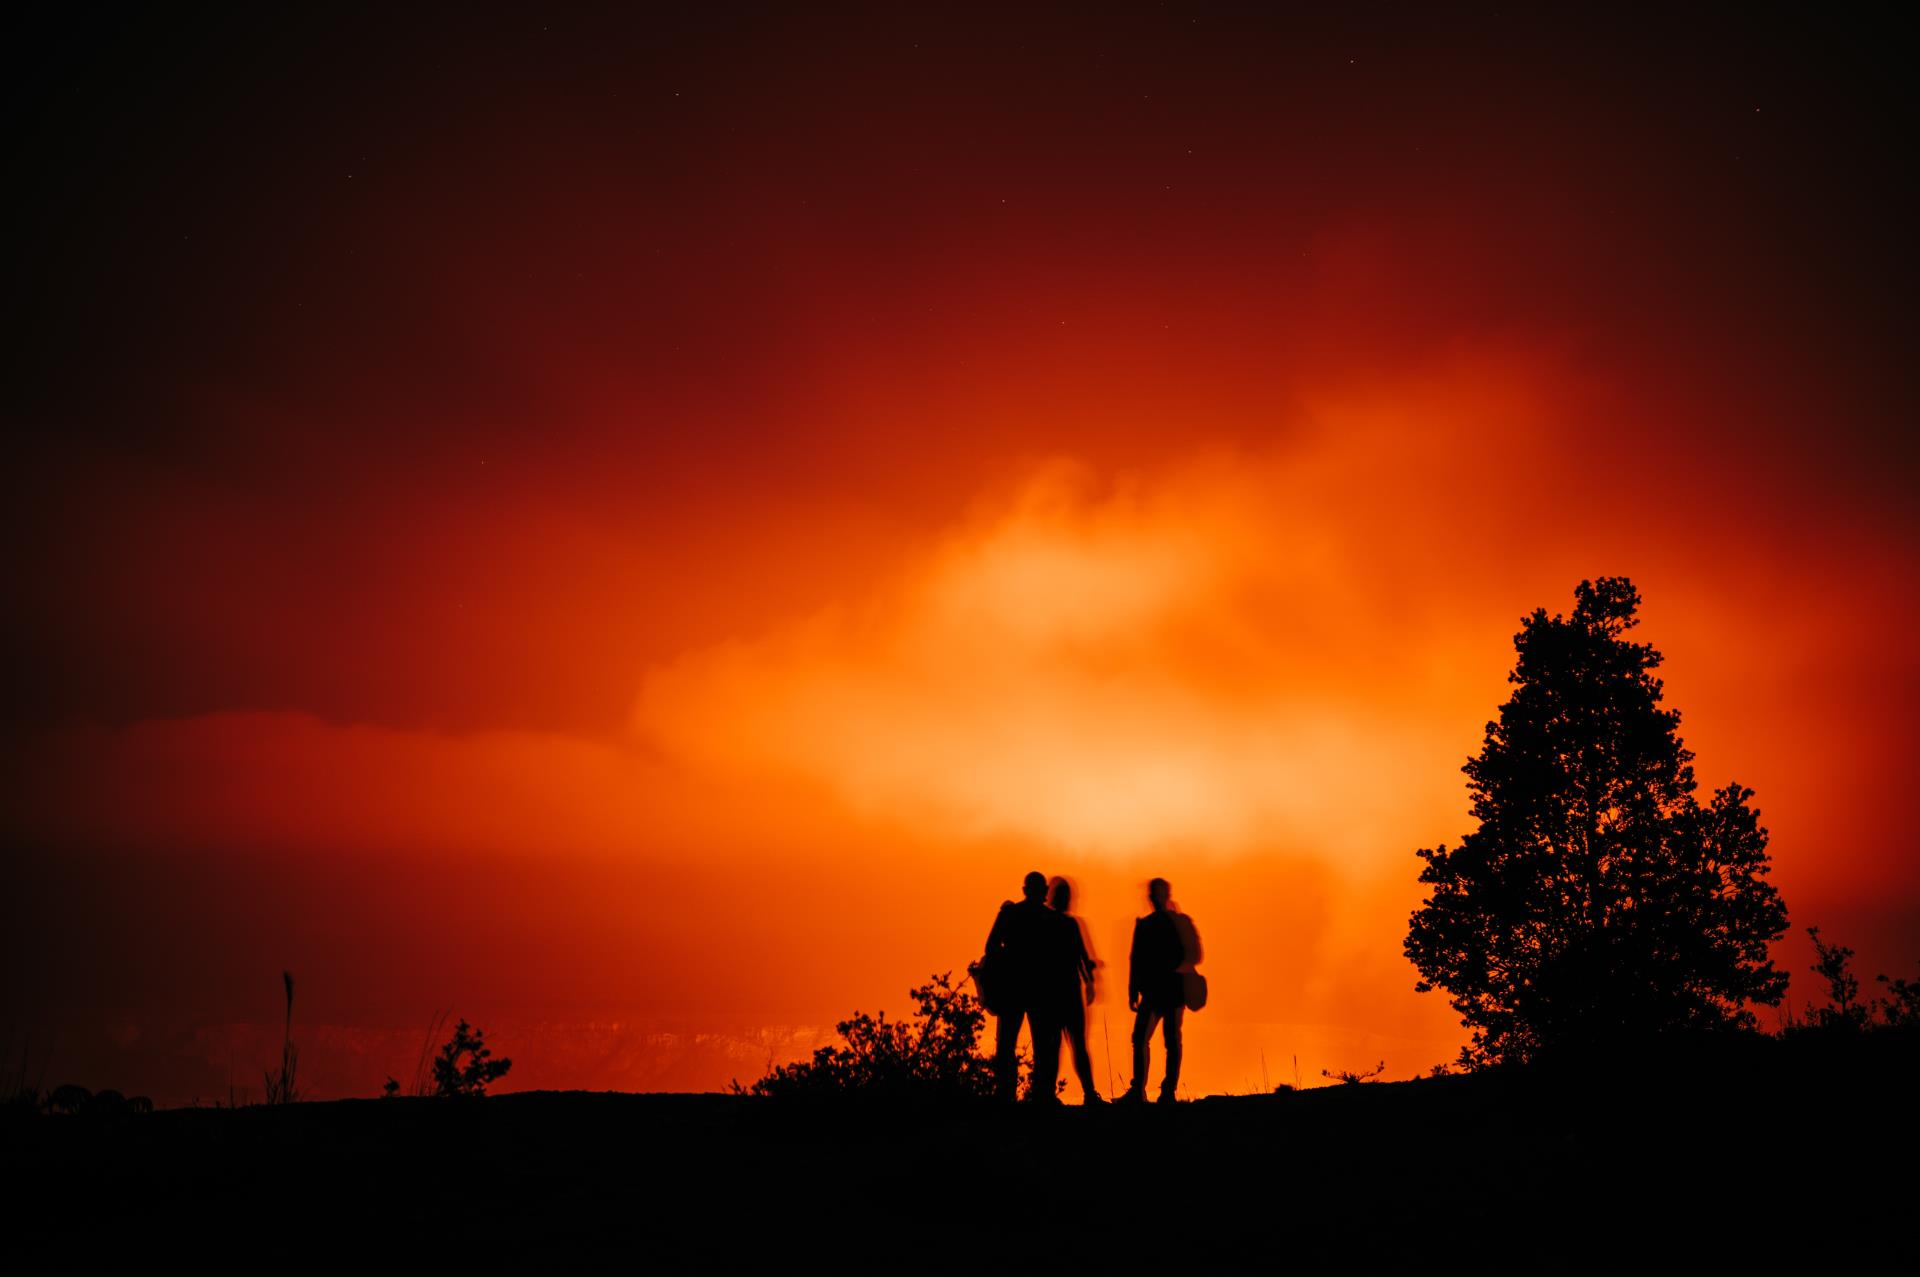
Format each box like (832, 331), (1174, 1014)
(6, 8), (1916, 1103)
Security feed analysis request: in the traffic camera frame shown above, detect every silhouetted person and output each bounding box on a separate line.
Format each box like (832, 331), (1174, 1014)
(1119, 877), (1198, 1104)
(983, 871), (1062, 1102)
(1046, 877), (1105, 1104)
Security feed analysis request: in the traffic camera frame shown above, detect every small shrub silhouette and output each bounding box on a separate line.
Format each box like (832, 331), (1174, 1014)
(739, 971), (998, 1100)
(1322, 1060), (1387, 1086)
(1803, 928), (1869, 1031)
(48, 1084), (91, 1116)
(1877, 969), (1920, 1027)
(1794, 926), (1920, 1032)
(430, 1020), (513, 1097)
(36, 1085), (152, 1116)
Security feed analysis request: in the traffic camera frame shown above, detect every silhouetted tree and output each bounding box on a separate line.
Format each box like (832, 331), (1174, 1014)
(739, 971), (1000, 1099)
(1405, 578), (1789, 1067)
(430, 1020), (513, 1097)
(1792, 925), (1920, 1031)
(1804, 927), (1870, 1031)
(1877, 969), (1920, 1028)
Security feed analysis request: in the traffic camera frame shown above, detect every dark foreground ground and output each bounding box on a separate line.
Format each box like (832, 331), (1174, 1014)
(6, 1032), (1915, 1268)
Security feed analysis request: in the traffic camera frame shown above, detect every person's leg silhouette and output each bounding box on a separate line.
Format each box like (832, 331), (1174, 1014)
(1122, 1004), (1162, 1101)
(994, 1007), (1028, 1102)
(1158, 1004), (1184, 1102)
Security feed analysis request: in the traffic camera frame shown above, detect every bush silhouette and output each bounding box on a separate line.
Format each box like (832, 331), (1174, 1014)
(1803, 927), (1870, 1031)
(739, 971), (999, 1100)
(47, 1084), (91, 1116)
(1794, 926), (1920, 1031)
(1878, 969), (1920, 1028)
(430, 1020), (513, 1098)
(1321, 1060), (1387, 1086)
(1406, 578), (1790, 1067)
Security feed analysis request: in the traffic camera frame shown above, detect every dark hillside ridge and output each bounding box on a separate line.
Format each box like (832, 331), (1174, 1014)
(7, 1030), (1913, 1266)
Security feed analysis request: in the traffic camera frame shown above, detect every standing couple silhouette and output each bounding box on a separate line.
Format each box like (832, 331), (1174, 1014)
(979, 872), (1202, 1105)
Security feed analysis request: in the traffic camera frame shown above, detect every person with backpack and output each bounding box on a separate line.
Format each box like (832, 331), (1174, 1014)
(1117, 877), (1202, 1105)
(979, 871), (1062, 1102)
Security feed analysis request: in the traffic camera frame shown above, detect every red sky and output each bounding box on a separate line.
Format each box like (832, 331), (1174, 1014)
(6, 7), (1915, 1104)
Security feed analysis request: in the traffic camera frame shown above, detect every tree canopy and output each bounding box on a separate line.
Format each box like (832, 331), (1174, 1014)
(1405, 577), (1789, 1066)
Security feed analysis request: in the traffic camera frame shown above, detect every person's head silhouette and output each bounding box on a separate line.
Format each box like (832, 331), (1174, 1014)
(1148, 877), (1171, 911)
(1023, 871), (1048, 902)
(1048, 876), (1072, 912)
